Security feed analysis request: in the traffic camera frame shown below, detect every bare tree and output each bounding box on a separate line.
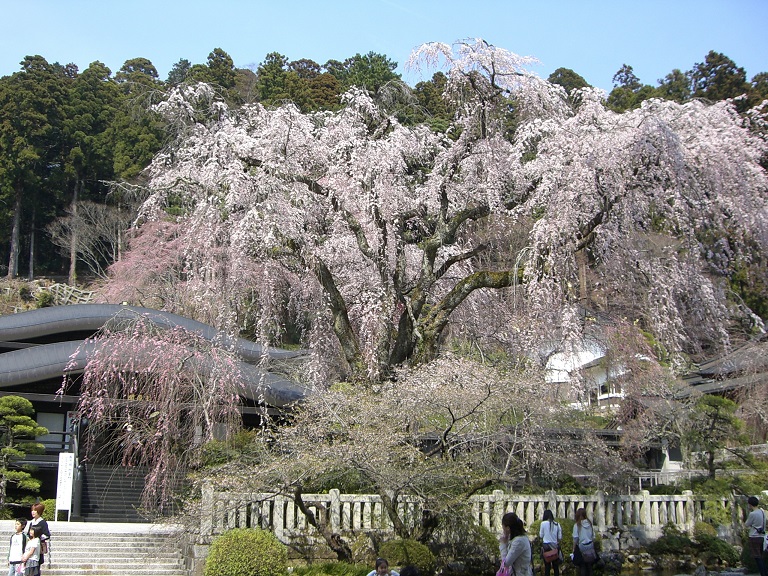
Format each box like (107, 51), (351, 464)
(48, 200), (134, 280)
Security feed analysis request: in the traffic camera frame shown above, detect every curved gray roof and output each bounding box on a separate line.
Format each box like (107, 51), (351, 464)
(0, 304), (309, 407)
(0, 304), (306, 361)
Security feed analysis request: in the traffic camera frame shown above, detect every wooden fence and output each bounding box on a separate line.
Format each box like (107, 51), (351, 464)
(200, 485), (748, 548)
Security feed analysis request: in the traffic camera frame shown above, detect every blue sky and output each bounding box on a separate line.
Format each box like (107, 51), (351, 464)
(1, 0), (766, 92)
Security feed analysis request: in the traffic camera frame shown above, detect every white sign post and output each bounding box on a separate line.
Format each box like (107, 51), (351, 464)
(55, 452), (75, 521)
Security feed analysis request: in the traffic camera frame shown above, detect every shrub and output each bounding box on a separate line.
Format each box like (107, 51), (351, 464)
(700, 498), (732, 527)
(646, 523), (694, 557)
(693, 521), (717, 541)
(204, 528), (287, 576)
(35, 290), (53, 308)
(379, 539), (436, 576)
(553, 475), (589, 494)
(431, 515), (498, 576)
(696, 533), (738, 566)
(290, 562), (369, 576)
(41, 499), (56, 522)
(647, 484), (682, 495)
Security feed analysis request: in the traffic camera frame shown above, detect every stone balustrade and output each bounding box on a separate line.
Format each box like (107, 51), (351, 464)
(200, 484), (747, 549)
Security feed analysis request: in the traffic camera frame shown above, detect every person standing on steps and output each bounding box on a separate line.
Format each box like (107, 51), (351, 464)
(24, 505), (50, 573)
(19, 527), (40, 576)
(746, 496), (768, 576)
(7, 518), (27, 576)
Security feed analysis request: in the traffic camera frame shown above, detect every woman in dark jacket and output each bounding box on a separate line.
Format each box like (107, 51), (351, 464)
(25, 503), (51, 572)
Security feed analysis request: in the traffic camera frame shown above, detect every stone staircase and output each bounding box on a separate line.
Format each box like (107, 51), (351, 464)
(0, 521), (188, 576)
(80, 464), (147, 522)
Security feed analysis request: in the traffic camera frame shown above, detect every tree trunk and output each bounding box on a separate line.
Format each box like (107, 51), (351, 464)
(68, 180), (82, 285)
(7, 184), (22, 279)
(27, 205), (36, 280)
(576, 248), (588, 305)
(293, 487), (352, 562)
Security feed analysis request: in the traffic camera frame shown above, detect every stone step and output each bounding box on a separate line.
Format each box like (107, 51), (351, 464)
(0, 521), (188, 576)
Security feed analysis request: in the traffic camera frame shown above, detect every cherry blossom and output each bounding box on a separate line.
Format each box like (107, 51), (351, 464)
(110, 39), (768, 384)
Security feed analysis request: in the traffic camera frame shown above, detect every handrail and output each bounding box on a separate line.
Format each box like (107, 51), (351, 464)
(201, 486), (760, 549)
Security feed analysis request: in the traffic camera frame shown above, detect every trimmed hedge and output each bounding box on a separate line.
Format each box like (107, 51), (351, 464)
(379, 539), (436, 576)
(204, 527), (287, 576)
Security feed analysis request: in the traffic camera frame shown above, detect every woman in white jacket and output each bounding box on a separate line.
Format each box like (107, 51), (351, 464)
(539, 509), (562, 576)
(499, 512), (532, 576)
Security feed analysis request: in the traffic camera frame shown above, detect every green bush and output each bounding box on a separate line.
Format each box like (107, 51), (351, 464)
(693, 521), (717, 541)
(696, 533), (738, 566)
(647, 484), (682, 495)
(290, 562), (368, 576)
(204, 528), (287, 576)
(35, 290), (53, 308)
(379, 539), (436, 576)
(41, 499), (56, 522)
(430, 514), (498, 576)
(646, 523), (695, 557)
(553, 475), (590, 494)
(700, 498), (732, 527)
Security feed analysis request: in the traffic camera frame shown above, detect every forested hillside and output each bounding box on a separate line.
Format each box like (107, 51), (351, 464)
(1, 40), (767, 381)
(1, 45), (766, 281)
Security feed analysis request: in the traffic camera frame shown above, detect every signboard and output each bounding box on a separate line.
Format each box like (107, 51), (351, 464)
(55, 452), (75, 520)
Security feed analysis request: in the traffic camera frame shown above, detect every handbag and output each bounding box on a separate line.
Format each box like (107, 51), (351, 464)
(543, 545), (560, 563)
(496, 559), (513, 576)
(579, 541), (598, 564)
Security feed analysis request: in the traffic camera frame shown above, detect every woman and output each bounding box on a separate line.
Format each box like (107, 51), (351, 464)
(499, 512), (533, 576)
(572, 508), (597, 576)
(366, 558), (400, 576)
(24, 505), (50, 572)
(20, 527), (40, 576)
(539, 509), (562, 576)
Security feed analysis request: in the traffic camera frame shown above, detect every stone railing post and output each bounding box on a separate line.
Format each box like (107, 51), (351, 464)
(330, 489), (341, 533)
(546, 489), (557, 513)
(493, 490), (506, 532)
(274, 495), (286, 540)
(682, 490), (695, 533)
(200, 482), (213, 537)
(595, 491), (606, 533)
(641, 490), (651, 526)
(732, 493), (743, 535)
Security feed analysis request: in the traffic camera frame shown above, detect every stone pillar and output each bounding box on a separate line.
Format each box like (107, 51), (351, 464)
(493, 490), (506, 532)
(330, 489), (341, 533)
(546, 489), (557, 514)
(274, 495), (286, 540)
(641, 490), (651, 526)
(200, 482), (213, 537)
(595, 491), (606, 533)
(682, 490), (695, 534)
